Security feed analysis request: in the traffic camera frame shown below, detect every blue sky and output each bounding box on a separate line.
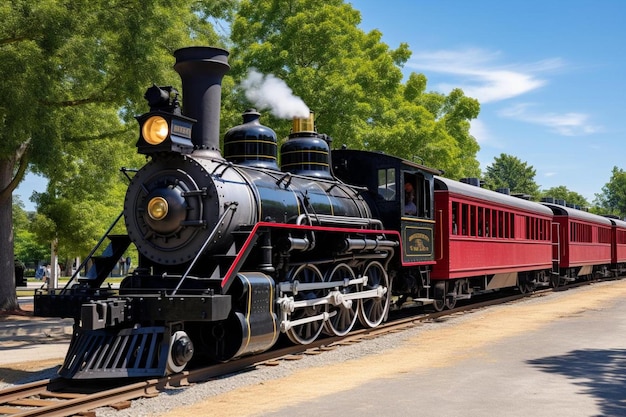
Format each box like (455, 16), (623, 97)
(350, 0), (626, 204)
(15, 0), (626, 211)
(15, 173), (45, 212)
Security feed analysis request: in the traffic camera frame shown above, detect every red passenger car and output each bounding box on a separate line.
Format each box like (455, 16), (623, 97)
(432, 177), (554, 310)
(543, 203), (612, 284)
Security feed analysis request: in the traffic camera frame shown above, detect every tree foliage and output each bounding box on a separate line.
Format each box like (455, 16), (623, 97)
(594, 166), (626, 217)
(13, 198), (49, 266)
(0, 0), (234, 310)
(483, 153), (540, 199)
(540, 186), (589, 208)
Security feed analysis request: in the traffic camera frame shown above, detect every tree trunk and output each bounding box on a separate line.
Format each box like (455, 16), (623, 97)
(49, 239), (59, 288)
(0, 159), (19, 311)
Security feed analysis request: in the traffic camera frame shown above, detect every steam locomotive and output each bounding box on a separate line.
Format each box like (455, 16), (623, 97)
(34, 46), (626, 379)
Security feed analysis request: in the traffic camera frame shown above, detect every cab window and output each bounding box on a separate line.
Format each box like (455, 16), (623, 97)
(377, 168), (396, 201)
(404, 172), (431, 218)
(404, 174), (418, 216)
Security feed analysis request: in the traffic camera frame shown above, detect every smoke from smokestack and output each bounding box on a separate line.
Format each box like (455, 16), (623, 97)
(241, 69), (310, 119)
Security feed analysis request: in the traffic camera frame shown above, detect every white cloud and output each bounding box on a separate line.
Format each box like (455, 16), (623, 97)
(406, 48), (601, 137)
(438, 71), (543, 103)
(407, 48), (561, 103)
(470, 118), (504, 148)
(499, 103), (601, 136)
(469, 119), (488, 144)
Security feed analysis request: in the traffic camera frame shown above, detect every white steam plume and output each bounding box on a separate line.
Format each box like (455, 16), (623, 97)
(241, 69), (310, 119)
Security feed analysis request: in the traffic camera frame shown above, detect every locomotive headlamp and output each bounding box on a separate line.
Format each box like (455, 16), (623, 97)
(135, 85), (196, 155)
(142, 116), (169, 145)
(136, 111), (196, 155)
(147, 197), (169, 221)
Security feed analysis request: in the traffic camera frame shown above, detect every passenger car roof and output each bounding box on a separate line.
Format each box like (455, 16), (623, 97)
(435, 176), (553, 216)
(542, 203), (612, 225)
(605, 216), (626, 229)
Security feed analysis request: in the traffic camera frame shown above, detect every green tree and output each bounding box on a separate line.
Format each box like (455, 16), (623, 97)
(13, 197), (49, 267)
(483, 153), (540, 199)
(594, 166), (626, 217)
(229, 0), (480, 178)
(0, 0), (234, 311)
(540, 186), (589, 208)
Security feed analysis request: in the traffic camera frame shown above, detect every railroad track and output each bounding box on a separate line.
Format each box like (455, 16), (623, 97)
(0, 279), (611, 416)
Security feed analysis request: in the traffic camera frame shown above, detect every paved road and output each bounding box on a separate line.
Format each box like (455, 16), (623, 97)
(260, 288), (626, 417)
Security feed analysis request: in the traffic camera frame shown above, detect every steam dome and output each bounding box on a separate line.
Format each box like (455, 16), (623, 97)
(224, 109), (279, 170)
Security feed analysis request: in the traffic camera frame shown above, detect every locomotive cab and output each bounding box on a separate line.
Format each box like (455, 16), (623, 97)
(332, 149), (439, 264)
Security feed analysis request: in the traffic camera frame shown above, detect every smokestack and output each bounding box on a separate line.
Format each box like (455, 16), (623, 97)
(173, 46), (230, 158)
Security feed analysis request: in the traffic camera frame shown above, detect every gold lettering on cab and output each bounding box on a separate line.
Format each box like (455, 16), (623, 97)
(408, 232), (430, 253)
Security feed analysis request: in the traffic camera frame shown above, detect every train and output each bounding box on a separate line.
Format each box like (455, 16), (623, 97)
(34, 46), (626, 379)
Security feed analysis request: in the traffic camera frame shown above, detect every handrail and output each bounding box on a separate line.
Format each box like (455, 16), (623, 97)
(60, 211), (125, 295)
(296, 213), (383, 230)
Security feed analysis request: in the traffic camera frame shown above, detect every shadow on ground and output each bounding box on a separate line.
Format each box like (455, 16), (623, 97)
(528, 348), (626, 416)
(0, 365), (61, 385)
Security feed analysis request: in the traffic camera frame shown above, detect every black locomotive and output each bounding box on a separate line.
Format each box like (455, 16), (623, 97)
(35, 46), (439, 379)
